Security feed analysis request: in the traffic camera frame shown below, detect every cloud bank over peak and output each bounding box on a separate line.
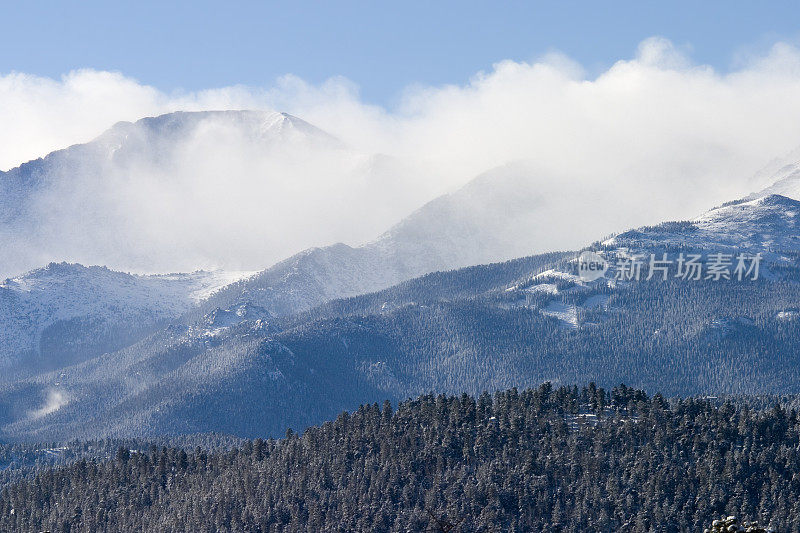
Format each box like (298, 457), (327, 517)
(4, 37), (800, 277)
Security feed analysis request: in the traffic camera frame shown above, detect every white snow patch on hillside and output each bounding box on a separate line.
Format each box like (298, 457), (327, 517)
(541, 301), (578, 329)
(524, 283), (559, 295)
(534, 269), (583, 284)
(183, 270), (259, 302)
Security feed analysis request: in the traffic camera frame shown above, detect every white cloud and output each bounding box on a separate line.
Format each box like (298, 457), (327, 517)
(3, 38), (800, 277)
(0, 70), (162, 171)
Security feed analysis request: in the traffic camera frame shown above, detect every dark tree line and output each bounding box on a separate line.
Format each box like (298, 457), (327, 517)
(1, 383), (798, 532)
(0, 433), (243, 489)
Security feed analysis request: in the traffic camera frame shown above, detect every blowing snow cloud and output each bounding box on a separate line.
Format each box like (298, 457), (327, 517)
(2, 37), (800, 277)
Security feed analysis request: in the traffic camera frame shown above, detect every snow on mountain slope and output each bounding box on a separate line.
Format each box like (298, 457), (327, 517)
(196, 244), (400, 319)
(747, 145), (800, 202)
(604, 195), (800, 253)
(753, 164), (800, 200)
(0, 253), (569, 442)
(505, 194), (800, 337)
(502, 194), (799, 329)
(1, 111), (319, 221)
(0, 110), (434, 278)
(0, 263), (255, 377)
(188, 164), (573, 320)
(4, 187), (800, 441)
(187, 160), (676, 323)
(190, 162), (604, 321)
(377, 161), (615, 271)
(0, 148), (627, 389)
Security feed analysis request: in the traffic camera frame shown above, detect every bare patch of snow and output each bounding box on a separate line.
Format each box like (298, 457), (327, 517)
(541, 301), (578, 329)
(524, 283), (559, 295)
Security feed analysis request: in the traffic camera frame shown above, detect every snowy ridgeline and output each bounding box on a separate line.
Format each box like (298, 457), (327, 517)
(604, 194), (800, 253)
(0, 133), (798, 440)
(0, 263), (257, 372)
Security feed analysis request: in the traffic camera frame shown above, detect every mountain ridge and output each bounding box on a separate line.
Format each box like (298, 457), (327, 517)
(2, 190), (798, 441)
(0, 262), (256, 379)
(0, 109), (435, 278)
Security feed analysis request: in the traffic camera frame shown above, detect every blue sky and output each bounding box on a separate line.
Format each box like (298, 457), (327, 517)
(4, 1), (799, 106)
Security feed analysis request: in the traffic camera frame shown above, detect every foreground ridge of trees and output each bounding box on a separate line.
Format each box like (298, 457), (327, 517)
(1, 383), (799, 532)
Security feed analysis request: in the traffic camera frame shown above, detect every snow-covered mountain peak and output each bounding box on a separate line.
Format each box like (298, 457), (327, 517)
(93, 110), (341, 159)
(0, 110), (337, 200)
(695, 194), (799, 223)
(257, 111), (335, 140)
(0, 108), (425, 278)
(749, 145), (800, 201)
(604, 194), (800, 252)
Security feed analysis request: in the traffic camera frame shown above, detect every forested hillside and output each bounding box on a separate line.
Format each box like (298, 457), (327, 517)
(2, 384), (798, 532)
(1, 195), (798, 442)
(3, 242), (800, 442)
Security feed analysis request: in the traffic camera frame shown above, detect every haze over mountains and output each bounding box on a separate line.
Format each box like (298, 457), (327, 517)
(0, 110), (436, 277)
(752, 162), (800, 201)
(4, 108), (792, 281)
(1, 108), (800, 442)
(1, 188), (798, 441)
(2, 110), (618, 280)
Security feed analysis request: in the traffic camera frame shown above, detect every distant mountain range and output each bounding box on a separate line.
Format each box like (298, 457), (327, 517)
(1, 109), (799, 442)
(0, 192), (797, 441)
(0, 113), (658, 383)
